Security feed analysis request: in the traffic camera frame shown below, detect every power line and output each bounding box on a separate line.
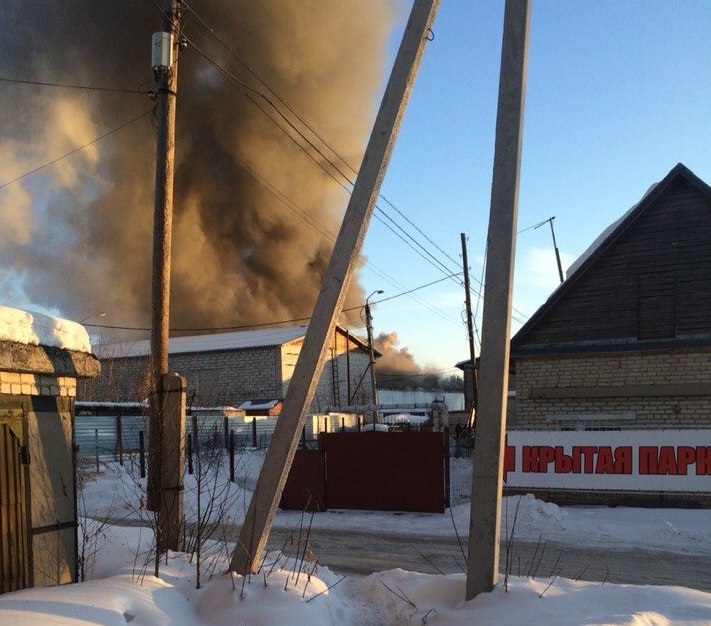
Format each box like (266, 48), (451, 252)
(183, 0), (460, 272)
(179, 3), (464, 286)
(226, 153), (463, 328)
(148, 2), (474, 328)
(0, 109), (153, 191)
(191, 41), (465, 289)
(85, 272), (463, 333)
(173, 20), (465, 320)
(0, 76), (151, 95)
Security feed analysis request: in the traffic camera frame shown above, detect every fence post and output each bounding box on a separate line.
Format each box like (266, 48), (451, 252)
(341, 417), (345, 433)
(139, 430), (146, 478)
(324, 417), (329, 433)
(223, 415), (229, 450)
(444, 427), (451, 508)
(229, 430), (235, 482)
(191, 413), (199, 451)
(116, 413), (124, 466)
(94, 428), (99, 472)
(187, 433), (193, 475)
(357, 414), (362, 432)
(251, 417), (257, 448)
(301, 425), (306, 449)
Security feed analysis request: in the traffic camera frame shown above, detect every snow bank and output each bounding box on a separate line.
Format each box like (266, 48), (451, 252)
(2, 524), (711, 626)
(0, 305), (91, 353)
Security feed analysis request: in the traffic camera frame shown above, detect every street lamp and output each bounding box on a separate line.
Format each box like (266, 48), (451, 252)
(78, 312), (107, 324)
(365, 290), (383, 425)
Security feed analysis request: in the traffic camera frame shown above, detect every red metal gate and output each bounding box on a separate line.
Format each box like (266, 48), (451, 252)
(281, 431), (448, 513)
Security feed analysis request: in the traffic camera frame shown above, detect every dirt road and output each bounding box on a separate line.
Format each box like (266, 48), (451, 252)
(266, 526), (711, 592)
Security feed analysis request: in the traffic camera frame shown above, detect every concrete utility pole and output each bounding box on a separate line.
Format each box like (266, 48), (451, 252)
(229, 0), (440, 575)
(460, 233), (479, 417)
(365, 290), (383, 424)
(148, 0), (180, 517)
(466, 0), (530, 600)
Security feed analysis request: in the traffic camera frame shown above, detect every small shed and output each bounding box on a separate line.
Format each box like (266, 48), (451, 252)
(0, 306), (99, 593)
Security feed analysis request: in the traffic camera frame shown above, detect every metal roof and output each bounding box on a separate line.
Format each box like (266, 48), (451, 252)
(95, 324), (375, 358)
(97, 326), (309, 358)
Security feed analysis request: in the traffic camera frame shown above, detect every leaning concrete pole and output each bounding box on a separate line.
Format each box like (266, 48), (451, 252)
(466, 0), (530, 600)
(230, 0), (440, 574)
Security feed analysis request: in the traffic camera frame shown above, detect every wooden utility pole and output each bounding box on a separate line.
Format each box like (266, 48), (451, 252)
(365, 290), (383, 424)
(460, 233), (478, 417)
(229, 0), (440, 575)
(466, 0), (530, 600)
(148, 0), (180, 520)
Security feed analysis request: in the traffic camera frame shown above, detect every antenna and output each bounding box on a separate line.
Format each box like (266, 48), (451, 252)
(534, 216), (564, 283)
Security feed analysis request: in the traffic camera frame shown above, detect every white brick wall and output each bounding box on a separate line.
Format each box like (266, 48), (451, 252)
(0, 371), (76, 397)
(515, 351), (711, 429)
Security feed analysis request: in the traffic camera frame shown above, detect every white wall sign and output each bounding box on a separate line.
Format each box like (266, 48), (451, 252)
(504, 430), (711, 493)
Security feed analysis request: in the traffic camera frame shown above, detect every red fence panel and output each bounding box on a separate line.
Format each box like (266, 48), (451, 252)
(324, 431), (446, 513)
(280, 449), (326, 511)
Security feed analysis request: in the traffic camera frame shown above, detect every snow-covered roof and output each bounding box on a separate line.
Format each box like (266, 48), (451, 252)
(0, 305), (92, 353)
(565, 182), (658, 277)
(512, 163), (711, 350)
(97, 326), (310, 358)
(238, 399), (281, 410)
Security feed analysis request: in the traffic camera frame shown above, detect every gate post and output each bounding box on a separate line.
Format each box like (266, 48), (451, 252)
(158, 373), (186, 552)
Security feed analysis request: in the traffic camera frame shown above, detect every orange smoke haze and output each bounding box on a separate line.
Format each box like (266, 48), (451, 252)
(0, 1), (398, 334)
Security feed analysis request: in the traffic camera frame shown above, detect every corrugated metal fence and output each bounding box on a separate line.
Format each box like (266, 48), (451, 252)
(74, 411), (366, 459)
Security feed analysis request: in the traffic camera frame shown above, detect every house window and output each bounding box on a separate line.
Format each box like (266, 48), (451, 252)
(637, 271), (676, 339)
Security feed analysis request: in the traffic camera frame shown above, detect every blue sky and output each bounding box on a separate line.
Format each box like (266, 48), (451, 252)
(360, 0), (711, 375)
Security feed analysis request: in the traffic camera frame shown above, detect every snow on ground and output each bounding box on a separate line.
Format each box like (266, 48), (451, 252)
(80, 452), (711, 556)
(0, 304), (92, 352)
(2, 523), (711, 626)
(6, 451), (710, 625)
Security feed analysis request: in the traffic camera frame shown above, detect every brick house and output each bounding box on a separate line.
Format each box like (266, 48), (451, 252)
(83, 325), (378, 412)
(505, 164), (711, 506)
(511, 163), (711, 431)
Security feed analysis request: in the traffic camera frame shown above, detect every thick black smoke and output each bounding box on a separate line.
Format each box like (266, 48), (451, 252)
(374, 331), (463, 391)
(0, 1), (398, 334)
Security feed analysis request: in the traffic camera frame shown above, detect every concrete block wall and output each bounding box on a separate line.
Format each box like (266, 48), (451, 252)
(0, 371), (76, 397)
(170, 347), (280, 406)
(85, 347), (281, 406)
(86, 334), (375, 411)
(515, 350), (711, 429)
(281, 334), (374, 412)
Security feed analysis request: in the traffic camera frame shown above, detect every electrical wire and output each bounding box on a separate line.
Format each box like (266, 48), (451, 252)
(0, 76), (152, 95)
(0, 109), (153, 191)
(183, 0), (461, 274)
(171, 16), (466, 323)
(84, 271), (464, 332)
(178, 3), (464, 287)
(147, 1), (485, 329)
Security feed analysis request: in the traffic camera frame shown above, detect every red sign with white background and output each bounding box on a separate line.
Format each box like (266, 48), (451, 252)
(504, 430), (711, 492)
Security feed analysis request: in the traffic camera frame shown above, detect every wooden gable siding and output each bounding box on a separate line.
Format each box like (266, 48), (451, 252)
(520, 178), (711, 348)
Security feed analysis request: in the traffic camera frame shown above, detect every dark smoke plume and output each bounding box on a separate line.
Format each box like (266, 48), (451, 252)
(374, 331), (463, 392)
(0, 1), (399, 335)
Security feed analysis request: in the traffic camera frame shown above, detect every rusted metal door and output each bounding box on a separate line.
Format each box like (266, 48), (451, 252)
(0, 410), (30, 593)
